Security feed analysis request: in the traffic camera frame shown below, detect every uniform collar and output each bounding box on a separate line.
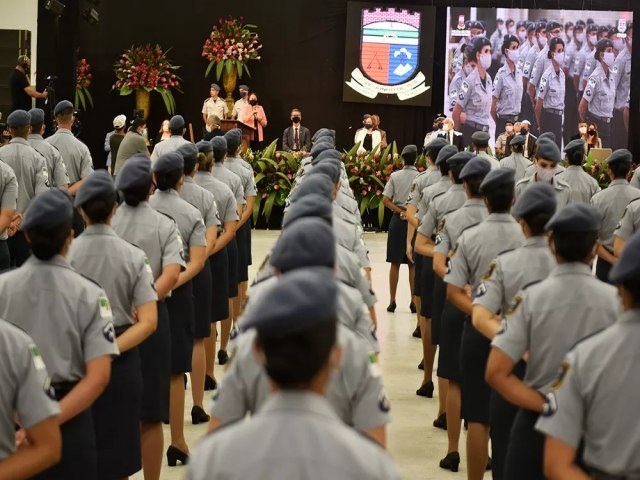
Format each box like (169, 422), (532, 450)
(83, 224), (118, 236)
(225, 156), (242, 163)
(196, 170), (213, 178)
(155, 188), (180, 198)
(184, 175), (195, 184)
(487, 212), (516, 222)
(609, 179), (629, 187)
(258, 390), (341, 422)
(25, 254), (72, 269)
(9, 137), (29, 146)
(462, 198), (485, 207)
(56, 128), (74, 136)
(28, 133), (44, 141)
(439, 176), (452, 184)
(551, 262), (593, 277)
(566, 165), (583, 171)
(620, 309), (640, 324)
(403, 165), (418, 171)
(448, 184), (464, 192)
(523, 236), (549, 248)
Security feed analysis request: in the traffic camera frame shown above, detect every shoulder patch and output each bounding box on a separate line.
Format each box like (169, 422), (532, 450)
(99, 296), (113, 318)
(550, 360), (570, 390)
(541, 392), (558, 417)
(505, 293), (523, 317)
(102, 322), (115, 343)
(378, 391), (391, 413)
(461, 80), (470, 93)
(483, 260), (497, 280)
(475, 282), (487, 298)
(29, 344), (46, 371)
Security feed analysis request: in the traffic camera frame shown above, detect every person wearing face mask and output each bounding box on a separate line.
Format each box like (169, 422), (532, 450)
(556, 138), (601, 204)
(535, 37), (566, 149)
(490, 19), (505, 64)
(232, 84), (250, 121)
(579, 38), (616, 148)
(436, 117), (464, 151)
(584, 122), (602, 151)
(453, 36), (493, 146)
(355, 114), (382, 154)
(515, 21), (532, 71)
(529, 21), (562, 117)
(451, 21), (485, 80)
(506, 19), (516, 37)
(447, 45), (473, 114)
(522, 22), (548, 134)
(573, 23), (599, 94)
(612, 23), (632, 150)
(282, 109), (311, 153)
(563, 21), (586, 145)
(114, 117), (150, 177)
(202, 84), (229, 124)
(518, 120), (538, 159)
(495, 121), (515, 159)
(492, 35), (523, 145)
(563, 22), (574, 44)
(241, 92), (268, 150)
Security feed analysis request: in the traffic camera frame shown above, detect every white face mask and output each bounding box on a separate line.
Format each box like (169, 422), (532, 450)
(508, 26), (516, 35)
(566, 29), (574, 39)
(554, 52), (565, 65)
(603, 51), (615, 67)
(464, 64), (475, 76)
(480, 53), (492, 69)
(537, 165), (557, 182)
(518, 30), (527, 41)
(539, 35), (548, 47)
(507, 49), (520, 63)
(589, 33), (598, 45)
(613, 38), (625, 51)
(576, 32), (586, 43)
(506, 125), (514, 133)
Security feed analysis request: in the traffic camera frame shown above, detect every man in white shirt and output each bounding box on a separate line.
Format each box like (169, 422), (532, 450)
(202, 84), (228, 123)
(232, 84), (250, 120)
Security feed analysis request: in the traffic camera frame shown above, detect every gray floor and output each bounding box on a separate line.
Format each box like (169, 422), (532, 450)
(132, 230), (490, 479)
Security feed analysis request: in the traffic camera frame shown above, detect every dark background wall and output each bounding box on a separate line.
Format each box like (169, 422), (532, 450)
(36, 0), (639, 168)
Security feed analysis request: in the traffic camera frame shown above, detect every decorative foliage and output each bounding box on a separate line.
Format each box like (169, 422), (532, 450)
(74, 58), (93, 111)
(112, 44), (182, 115)
(202, 16), (262, 80)
(583, 150), (612, 189)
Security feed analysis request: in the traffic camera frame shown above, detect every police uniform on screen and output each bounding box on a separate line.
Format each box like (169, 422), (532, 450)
(556, 139), (601, 203)
(456, 59), (493, 141)
(572, 24), (598, 92)
(0, 156), (17, 270)
(27, 108), (70, 188)
(492, 45), (523, 140)
(535, 232), (640, 478)
(536, 38), (566, 149)
(612, 24), (632, 149)
(499, 135), (532, 181)
(582, 39), (616, 147)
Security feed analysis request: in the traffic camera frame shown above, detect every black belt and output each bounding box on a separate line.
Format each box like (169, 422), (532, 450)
(52, 381), (80, 400)
(464, 120), (489, 132)
(587, 113), (612, 124)
(497, 114), (519, 122)
(543, 108), (563, 116)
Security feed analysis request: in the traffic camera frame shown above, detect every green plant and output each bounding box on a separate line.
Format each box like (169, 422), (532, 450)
(74, 58), (93, 111)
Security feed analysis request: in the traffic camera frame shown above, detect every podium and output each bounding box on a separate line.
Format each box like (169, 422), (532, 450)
(221, 120), (256, 152)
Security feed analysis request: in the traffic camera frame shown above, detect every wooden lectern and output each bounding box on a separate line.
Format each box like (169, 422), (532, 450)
(221, 120), (256, 152)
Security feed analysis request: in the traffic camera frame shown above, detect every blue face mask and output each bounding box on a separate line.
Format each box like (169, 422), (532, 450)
(240, 91), (247, 98)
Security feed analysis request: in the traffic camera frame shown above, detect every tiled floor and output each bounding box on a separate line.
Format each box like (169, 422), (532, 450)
(132, 230), (489, 479)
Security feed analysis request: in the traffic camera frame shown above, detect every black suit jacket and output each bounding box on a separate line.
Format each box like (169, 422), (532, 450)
(524, 133), (538, 159)
(283, 125), (311, 152)
(437, 130), (464, 151)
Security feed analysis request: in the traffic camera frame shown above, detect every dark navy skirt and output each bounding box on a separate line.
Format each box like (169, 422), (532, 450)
(192, 258), (212, 338)
(227, 237), (239, 298)
(166, 281), (195, 374)
(386, 213), (409, 264)
(236, 222), (250, 282)
(412, 233), (422, 296)
(460, 318), (492, 424)
(437, 303), (467, 381)
(420, 255), (434, 318)
(430, 274), (447, 345)
(210, 247), (230, 322)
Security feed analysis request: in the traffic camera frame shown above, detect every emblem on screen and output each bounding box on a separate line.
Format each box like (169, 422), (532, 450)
(345, 8), (430, 100)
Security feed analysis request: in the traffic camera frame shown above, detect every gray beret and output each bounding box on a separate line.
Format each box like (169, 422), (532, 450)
(480, 168), (516, 193)
(240, 267), (338, 337)
(401, 145), (418, 157)
(546, 20), (561, 31)
(425, 137), (448, 152)
(169, 115), (185, 130)
(609, 231), (640, 283)
(223, 128), (242, 151)
(7, 110), (31, 128)
(606, 149), (632, 166)
(312, 149), (343, 166)
(290, 174), (334, 203)
(176, 143), (199, 164)
(210, 136), (227, 155)
(53, 100), (74, 116)
(563, 138), (586, 155)
(74, 170), (116, 207)
(312, 128), (336, 143)
(28, 108), (45, 125)
(537, 132), (556, 144)
(310, 141), (334, 159)
(459, 157), (491, 180)
(153, 151), (184, 174)
(282, 194), (333, 228)
(512, 182), (557, 217)
(536, 138), (562, 164)
(446, 151), (474, 167)
(309, 162), (340, 184)
(471, 131), (491, 145)
(271, 218), (336, 272)
(435, 145), (459, 165)
(196, 140), (212, 154)
(116, 154), (152, 191)
(21, 189), (73, 231)
(510, 134), (526, 146)
(210, 83), (221, 91)
(545, 203), (601, 233)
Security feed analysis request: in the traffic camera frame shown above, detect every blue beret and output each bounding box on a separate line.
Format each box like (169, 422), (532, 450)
(310, 141), (334, 159)
(169, 115), (185, 130)
(459, 157), (491, 180)
(153, 152), (184, 174)
(196, 140), (212, 154)
(545, 203), (601, 233)
(28, 108), (45, 125)
(446, 151), (474, 167)
(536, 138), (561, 164)
(609, 231), (640, 283)
(435, 145), (459, 165)
(290, 174), (334, 203)
(22, 189), (73, 231)
(210, 83), (220, 91)
(471, 131), (490, 145)
(116, 154), (152, 191)
(7, 110), (31, 128)
(537, 132), (556, 144)
(74, 170), (116, 207)
(512, 182), (557, 217)
(510, 134), (526, 146)
(606, 149), (632, 165)
(210, 136), (227, 155)
(271, 218), (335, 272)
(240, 267), (338, 337)
(282, 194), (333, 228)
(309, 162), (340, 184)
(53, 100), (74, 116)
(401, 145), (418, 157)
(312, 149), (342, 166)
(176, 143), (198, 164)
(563, 138), (586, 155)
(480, 168), (516, 192)
(223, 128), (242, 151)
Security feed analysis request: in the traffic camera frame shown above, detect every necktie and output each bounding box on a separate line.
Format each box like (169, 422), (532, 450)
(294, 128), (299, 150)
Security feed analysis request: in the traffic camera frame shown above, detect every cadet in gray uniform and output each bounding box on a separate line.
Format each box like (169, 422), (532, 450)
(149, 115), (191, 163)
(611, 23), (632, 149)
(445, 168), (524, 480)
(27, 108), (69, 188)
(528, 21), (562, 112)
(535, 37), (566, 149)
(535, 232), (640, 479)
(150, 151), (207, 466)
(433, 157), (491, 472)
(0, 157), (17, 270)
(0, 319), (61, 478)
(69, 171), (158, 480)
(614, 198), (640, 257)
(591, 149), (640, 283)
(572, 23), (598, 95)
(0, 188), (119, 480)
(0, 110), (49, 266)
(191, 268), (399, 480)
(499, 135), (532, 181)
(492, 34), (523, 141)
(471, 131), (500, 169)
(472, 183), (557, 480)
(487, 203), (619, 480)
(112, 155), (184, 480)
(556, 139), (601, 203)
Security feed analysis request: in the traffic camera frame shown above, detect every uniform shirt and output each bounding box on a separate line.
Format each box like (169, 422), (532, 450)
(149, 189), (207, 262)
(457, 69), (493, 126)
(477, 151), (500, 169)
(28, 134), (70, 187)
(580, 56), (599, 89)
(535, 309), (640, 474)
(448, 71), (465, 112)
(68, 224), (158, 327)
(202, 97), (228, 120)
(572, 44), (595, 83)
(149, 135), (191, 163)
(614, 198), (640, 242)
(225, 156), (257, 198)
(515, 174), (571, 209)
(528, 45), (550, 88)
(516, 39), (532, 72)
(333, 212), (371, 272)
(46, 128), (93, 184)
(473, 236), (555, 315)
(407, 167), (442, 220)
(631, 167), (640, 189)
(555, 165), (601, 204)
(0, 255), (119, 383)
(613, 47), (632, 111)
(210, 326), (390, 435)
(490, 29), (504, 60)
(523, 43), (541, 79)
(0, 320), (59, 460)
(433, 198), (488, 257)
(211, 163), (245, 206)
(180, 176), (221, 229)
(0, 162), (18, 241)
(583, 64), (616, 118)
(0, 138), (49, 213)
(591, 179), (640, 252)
(194, 171), (239, 224)
(523, 162), (565, 178)
(538, 65), (566, 110)
(382, 165), (419, 207)
(564, 40), (582, 74)
(499, 152), (533, 181)
(232, 98), (248, 120)
(114, 131), (148, 175)
(418, 183), (465, 239)
(112, 201), (185, 280)
(416, 176), (454, 225)
(492, 262), (618, 393)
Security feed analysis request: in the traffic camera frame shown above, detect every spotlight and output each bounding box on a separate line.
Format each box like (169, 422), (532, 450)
(81, 8), (99, 25)
(44, 0), (66, 17)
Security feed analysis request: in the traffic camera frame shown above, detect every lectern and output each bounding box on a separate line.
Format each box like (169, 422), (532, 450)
(221, 120), (256, 152)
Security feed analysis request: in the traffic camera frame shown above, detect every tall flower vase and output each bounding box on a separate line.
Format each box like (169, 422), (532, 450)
(222, 64), (238, 117)
(135, 89), (151, 120)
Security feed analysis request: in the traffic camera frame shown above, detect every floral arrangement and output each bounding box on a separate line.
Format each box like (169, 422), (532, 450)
(74, 58), (93, 111)
(112, 44), (182, 115)
(202, 16), (262, 80)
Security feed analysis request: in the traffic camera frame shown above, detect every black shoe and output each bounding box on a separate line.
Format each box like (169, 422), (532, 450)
(416, 381), (434, 398)
(412, 325), (421, 338)
(410, 302), (416, 313)
(486, 456), (492, 471)
(386, 301), (397, 312)
(418, 359), (424, 370)
(218, 350), (229, 365)
(204, 375), (217, 391)
(191, 406), (210, 425)
(433, 413), (447, 430)
(464, 419), (468, 430)
(439, 451), (460, 472)
(183, 373), (188, 389)
(166, 445), (189, 466)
